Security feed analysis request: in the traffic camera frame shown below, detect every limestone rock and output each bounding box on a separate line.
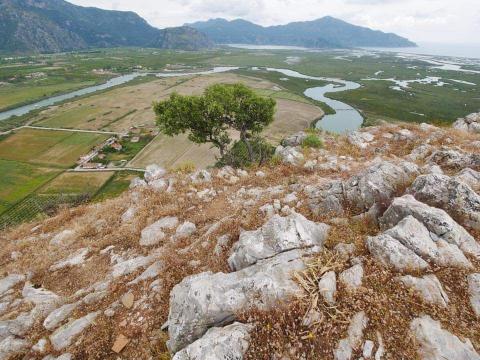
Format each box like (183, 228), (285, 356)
(50, 248), (89, 271)
(112, 256), (153, 278)
(347, 131), (375, 149)
(428, 148), (480, 170)
(121, 207), (136, 223)
(334, 311), (368, 360)
(150, 178), (168, 191)
(453, 112), (480, 134)
(43, 303), (79, 331)
(190, 170), (212, 184)
(282, 131), (308, 147)
(275, 145), (304, 165)
(468, 274), (480, 317)
(367, 233), (429, 272)
(50, 312), (99, 351)
(0, 336), (30, 360)
(454, 168), (480, 191)
(174, 222), (197, 240)
(172, 322), (252, 360)
(140, 217), (179, 246)
(397, 275), (449, 307)
(0, 274), (25, 296)
(381, 195), (480, 260)
(339, 264), (363, 290)
(410, 315), (480, 360)
(307, 160), (419, 216)
(318, 271), (337, 305)
(228, 212), (329, 270)
(409, 174), (480, 230)
(144, 164), (166, 183)
(167, 250), (309, 353)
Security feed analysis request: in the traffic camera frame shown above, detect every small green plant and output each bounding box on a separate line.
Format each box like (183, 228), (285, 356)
(302, 134), (323, 149)
(216, 137), (275, 168)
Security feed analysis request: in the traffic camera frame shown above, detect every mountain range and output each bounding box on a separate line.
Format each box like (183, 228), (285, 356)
(0, 0), (212, 53)
(0, 0), (416, 53)
(188, 17), (416, 48)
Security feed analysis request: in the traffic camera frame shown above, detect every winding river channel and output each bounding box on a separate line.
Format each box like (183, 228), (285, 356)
(0, 66), (363, 133)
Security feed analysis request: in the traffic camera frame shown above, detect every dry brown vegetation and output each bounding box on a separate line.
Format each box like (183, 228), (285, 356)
(0, 122), (479, 359)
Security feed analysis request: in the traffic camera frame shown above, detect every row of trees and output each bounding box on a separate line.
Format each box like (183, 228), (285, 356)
(154, 83), (276, 165)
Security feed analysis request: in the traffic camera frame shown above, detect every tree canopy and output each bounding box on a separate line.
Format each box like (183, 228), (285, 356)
(153, 83), (276, 161)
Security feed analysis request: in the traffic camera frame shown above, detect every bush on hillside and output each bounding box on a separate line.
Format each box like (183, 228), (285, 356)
(216, 137), (275, 168)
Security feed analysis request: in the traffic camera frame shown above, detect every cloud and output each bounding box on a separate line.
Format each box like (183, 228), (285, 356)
(68, 0), (480, 44)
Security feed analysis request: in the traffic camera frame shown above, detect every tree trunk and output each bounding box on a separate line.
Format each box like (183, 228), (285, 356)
(241, 131), (254, 162)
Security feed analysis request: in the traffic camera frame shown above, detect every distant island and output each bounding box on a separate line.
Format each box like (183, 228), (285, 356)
(187, 17), (417, 49)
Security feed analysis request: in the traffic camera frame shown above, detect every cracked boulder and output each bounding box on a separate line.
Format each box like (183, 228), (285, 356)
(167, 250), (309, 353)
(307, 160), (419, 216)
(228, 211), (329, 271)
(368, 215), (472, 272)
(380, 195), (480, 260)
(409, 174), (480, 230)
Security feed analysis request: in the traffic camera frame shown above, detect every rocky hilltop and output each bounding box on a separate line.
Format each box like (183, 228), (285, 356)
(0, 114), (480, 359)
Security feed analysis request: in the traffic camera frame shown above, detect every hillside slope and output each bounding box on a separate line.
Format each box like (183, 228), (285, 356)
(0, 0), (212, 53)
(188, 17), (417, 48)
(0, 116), (479, 359)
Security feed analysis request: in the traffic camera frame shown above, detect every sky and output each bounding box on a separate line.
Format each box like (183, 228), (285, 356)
(69, 0), (480, 44)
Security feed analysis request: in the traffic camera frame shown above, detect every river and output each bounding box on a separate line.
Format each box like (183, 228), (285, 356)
(264, 68), (363, 133)
(0, 66), (362, 134)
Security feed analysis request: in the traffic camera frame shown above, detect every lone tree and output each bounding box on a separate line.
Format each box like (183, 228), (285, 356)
(153, 83), (276, 161)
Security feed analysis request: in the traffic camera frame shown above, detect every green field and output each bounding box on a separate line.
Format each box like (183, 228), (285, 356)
(93, 171), (140, 201)
(0, 159), (60, 214)
(0, 128), (108, 168)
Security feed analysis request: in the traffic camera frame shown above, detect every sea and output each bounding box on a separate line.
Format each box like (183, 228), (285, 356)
(228, 43), (480, 60)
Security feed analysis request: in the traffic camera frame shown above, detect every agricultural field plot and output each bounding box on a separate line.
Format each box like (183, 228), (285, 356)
(93, 171), (141, 201)
(32, 76), (181, 131)
(0, 80), (97, 112)
(0, 128), (108, 168)
(38, 171), (114, 196)
(129, 133), (218, 170)
(0, 159), (60, 215)
(0, 171), (117, 228)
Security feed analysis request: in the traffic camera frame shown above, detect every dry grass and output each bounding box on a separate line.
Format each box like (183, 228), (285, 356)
(0, 121), (479, 359)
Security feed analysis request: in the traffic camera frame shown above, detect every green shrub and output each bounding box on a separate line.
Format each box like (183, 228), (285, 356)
(217, 137), (275, 168)
(302, 134), (323, 149)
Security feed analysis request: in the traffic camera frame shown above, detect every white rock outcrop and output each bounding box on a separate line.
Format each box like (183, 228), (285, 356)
(172, 322), (252, 360)
(380, 195), (480, 260)
(397, 275), (449, 307)
(275, 145), (304, 165)
(318, 271), (337, 305)
(410, 315), (480, 360)
(334, 311), (368, 360)
(50, 312), (99, 351)
(409, 174), (480, 230)
(167, 250), (310, 353)
(228, 212), (330, 271)
(307, 160), (419, 216)
(453, 112), (480, 134)
(140, 216), (179, 246)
